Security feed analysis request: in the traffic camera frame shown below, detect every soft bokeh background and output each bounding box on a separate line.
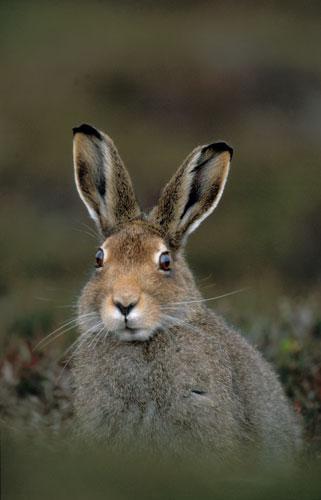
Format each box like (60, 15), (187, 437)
(1, 1), (321, 497)
(1, 1), (320, 333)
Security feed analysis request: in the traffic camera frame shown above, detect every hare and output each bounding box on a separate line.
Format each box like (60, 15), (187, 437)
(71, 123), (301, 462)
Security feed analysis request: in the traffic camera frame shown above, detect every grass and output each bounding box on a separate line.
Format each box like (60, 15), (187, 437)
(3, 437), (321, 500)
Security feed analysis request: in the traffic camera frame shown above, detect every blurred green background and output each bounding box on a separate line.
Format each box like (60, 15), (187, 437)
(1, 1), (321, 497)
(1, 0), (321, 337)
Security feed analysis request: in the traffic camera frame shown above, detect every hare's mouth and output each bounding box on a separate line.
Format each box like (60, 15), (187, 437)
(123, 326), (139, 334)
(115, 327), (155, 342)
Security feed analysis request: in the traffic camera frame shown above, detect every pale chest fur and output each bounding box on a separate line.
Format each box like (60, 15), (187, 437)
(72, 328), (240, 450)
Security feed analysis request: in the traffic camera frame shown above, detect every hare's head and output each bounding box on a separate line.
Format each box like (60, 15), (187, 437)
(73, 124), (232, 341)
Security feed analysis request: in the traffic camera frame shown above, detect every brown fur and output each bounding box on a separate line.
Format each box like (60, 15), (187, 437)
(71, 124), (301, 463)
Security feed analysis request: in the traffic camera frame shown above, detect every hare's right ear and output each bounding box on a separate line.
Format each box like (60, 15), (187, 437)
(73, 124), (140, 236)
(149, 141), (233, 248)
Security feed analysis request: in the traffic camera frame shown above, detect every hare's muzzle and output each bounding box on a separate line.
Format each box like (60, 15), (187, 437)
(112, 298), (139, 319)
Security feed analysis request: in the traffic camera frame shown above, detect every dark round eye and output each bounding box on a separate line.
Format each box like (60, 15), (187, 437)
(95, 248), (104, 268)
(159, 252), (171, 272)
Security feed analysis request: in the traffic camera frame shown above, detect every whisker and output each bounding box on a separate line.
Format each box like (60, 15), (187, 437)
(36, 323), (79, 350)
(55, 303), (79, 310)
(161, 313), (203, 336)
(33, 318), (79, 351)
(159, 295), (200, 307)
(57, 334), (89, 381)
(33, 312), (98, 351)
(103, 329), (111, 341)
(161, 288), (249, 307)
(80, 222), (100, 239)
(59, 327), (90, 361)
(60, 336), (81, 361)
(57, 319), (106, 380)
(34, 296), (54, 302)
(87, 325), (105, 350)
(71, 227), (97, 240)
(92, 327), (106, 350)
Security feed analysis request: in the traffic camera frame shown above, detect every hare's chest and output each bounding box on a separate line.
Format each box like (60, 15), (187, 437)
(103, 349), (175, 408)
(100, 348), (213, 417)
(74, 339), (220, 439)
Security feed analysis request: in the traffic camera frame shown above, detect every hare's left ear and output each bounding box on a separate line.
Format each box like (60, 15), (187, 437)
(73, 124), (140, 236)
(149, 142), (233, 247)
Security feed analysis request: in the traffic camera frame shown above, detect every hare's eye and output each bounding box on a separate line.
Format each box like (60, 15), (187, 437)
(159, 252), (171, 272)
(95, 248), (104, 268)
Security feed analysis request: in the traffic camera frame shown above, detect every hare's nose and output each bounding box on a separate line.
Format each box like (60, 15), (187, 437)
(113, 300), (138, 317)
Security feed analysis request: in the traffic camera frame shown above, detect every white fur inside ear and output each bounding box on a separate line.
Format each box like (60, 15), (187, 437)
(73, 136), (114, 227)
(181, 157), (230, 240)
(78, 198), (99, 224)
(73, 160), (100, 225)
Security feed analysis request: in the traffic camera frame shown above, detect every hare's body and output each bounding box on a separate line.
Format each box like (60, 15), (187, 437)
(70, 123), (301, 462)
(73, 304), (299, 460)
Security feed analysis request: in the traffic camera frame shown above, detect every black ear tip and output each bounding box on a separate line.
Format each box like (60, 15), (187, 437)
(205, 141), (234, 159)
(72, 123), (102, 140)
